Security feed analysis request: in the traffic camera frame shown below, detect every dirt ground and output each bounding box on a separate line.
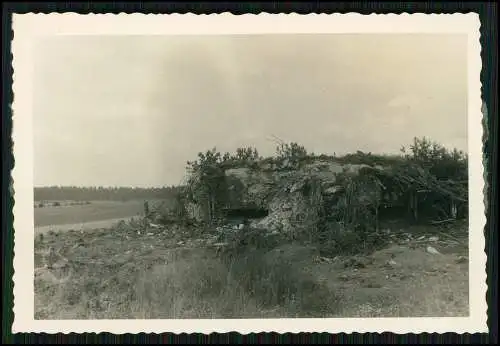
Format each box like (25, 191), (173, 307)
(34, 220), (469, 319)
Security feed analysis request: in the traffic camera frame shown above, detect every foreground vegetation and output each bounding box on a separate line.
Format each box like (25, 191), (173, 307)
(34, 136), (469, 319)
(35, 218), (468, 319)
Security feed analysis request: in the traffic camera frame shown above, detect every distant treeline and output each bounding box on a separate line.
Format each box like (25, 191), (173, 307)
(34, 186), (183, 202)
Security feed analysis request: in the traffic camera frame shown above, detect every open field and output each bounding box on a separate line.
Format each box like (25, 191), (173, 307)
(34, 200), (166, 228)
(34, 219), (469, 319)
(34, 217), (143, 234)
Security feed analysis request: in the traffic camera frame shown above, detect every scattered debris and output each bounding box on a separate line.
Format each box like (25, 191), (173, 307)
(212, 242), (228, 247)
(386, 259), (397, 267)
(431, 218), (456, 225)
(343, 256), (372, 269)
(455, 256), (468, 264)
(426, 246), (441, 255)
(429, 236), (439, 242)
(314, 256), (335, 264)
(321, 256), (335, 263)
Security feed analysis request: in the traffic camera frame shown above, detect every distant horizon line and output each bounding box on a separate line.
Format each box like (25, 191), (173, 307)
(33, 138), (467, 190)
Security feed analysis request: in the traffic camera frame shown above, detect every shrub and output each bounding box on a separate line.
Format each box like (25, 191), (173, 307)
(275, 142), (308, 168)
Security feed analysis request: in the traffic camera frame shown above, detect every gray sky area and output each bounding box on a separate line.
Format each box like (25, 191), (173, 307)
(33, 34), (467, 187)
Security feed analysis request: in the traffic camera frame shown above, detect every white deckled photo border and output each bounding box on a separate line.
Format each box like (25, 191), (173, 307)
(11, 12), (487, 334)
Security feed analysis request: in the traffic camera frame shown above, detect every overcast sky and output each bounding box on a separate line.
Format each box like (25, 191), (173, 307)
(33, 34), (468, 187)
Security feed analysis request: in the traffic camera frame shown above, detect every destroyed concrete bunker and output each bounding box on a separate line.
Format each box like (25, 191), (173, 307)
(185, 157), (468, 239)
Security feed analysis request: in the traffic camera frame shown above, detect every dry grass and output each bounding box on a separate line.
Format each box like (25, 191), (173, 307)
(34, 222), (469, 319)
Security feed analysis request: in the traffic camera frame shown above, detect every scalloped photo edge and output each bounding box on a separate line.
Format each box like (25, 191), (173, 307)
(10, 12), (487, 334)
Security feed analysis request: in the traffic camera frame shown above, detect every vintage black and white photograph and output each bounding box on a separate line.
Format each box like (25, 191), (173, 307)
(11, 13), (486, 334)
